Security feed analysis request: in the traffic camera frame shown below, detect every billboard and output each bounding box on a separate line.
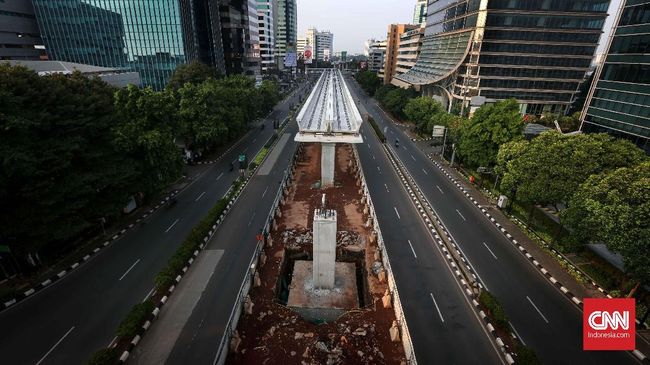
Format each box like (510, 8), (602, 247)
(304, 45), (313, 64)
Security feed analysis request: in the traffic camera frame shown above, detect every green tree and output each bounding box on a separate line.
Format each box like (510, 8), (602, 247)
(562, 161), (650, 285)
(0, 65), (134, 260)
(458, 99), (524, 167)
(114, 85), (183, 196)
(355, 70), (382, 95)
(177, 81), (228, 150)
(433, 112), (465, 143)
(167, 61), (218, 91)
(403, 96), (443, 134)
(257, 79), (281, 116)
(379, 87), (418, 119)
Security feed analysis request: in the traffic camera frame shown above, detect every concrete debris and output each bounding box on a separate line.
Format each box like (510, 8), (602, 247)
(357, 350), (364, 358)
(315, 341), (329, 353)
(371, 261), (383, 275)
(353, 328), (367, 336)
(302, 346), (310, 358)
(390, 320), (400, 342)
(295, 332), (304, 340)
(244, 295), (253, 315)
(290, 351), (296, 356)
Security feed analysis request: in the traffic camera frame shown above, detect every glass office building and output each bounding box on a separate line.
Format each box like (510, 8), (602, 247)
(275, 0), (297, 69)
(581, 0), (650, 153)
(32, 0), (225, 90)
(0, 0), (48, 61)
(396, 0), (609, 115)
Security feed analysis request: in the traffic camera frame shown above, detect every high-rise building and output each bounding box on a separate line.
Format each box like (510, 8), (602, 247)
(32, 0), (226, 90)
(316, 30), (333, 62)
(297, 37), (307, 56)
(275, 0), (297, 69)
(580, 0), (649, 153)
(306, 27), (318, 60)
(366, 39), (386, 72)
(412, 0), (427, 25)
(396, 0), (610, 115)
(392, 27), (424, 86)
(257, 0), (276, 72)
(383, 24), (419, 84)
(0, 0), (47, 61)
(220, 0), (261, 77)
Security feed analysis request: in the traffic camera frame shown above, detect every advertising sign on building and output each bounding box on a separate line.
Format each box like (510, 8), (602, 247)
(284, 45), (297, 68)
(304, 45), (313, 64)
(324, 49), (330, 62)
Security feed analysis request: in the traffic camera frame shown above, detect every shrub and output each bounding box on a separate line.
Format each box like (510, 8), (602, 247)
(116, 300), (155, 339)
(368, 116), (386, 143)
(87, 348), (119, 365)
(478, 290), (509, 331)
(515, 344), (542, 365)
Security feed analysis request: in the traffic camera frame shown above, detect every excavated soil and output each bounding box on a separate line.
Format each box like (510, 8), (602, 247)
(227, 143), (405, 365)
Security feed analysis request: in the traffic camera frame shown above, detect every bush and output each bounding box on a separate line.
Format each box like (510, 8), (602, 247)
(87, 348), (119, 365)
(116, 300), (155, 339)
(515, 344), (542, 365)
(478, 290), (509, 331)
(368, 116), (386, 143)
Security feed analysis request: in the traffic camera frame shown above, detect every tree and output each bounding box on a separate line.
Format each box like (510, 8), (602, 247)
(167, 61), (218, 91)
(114, 85), (183, 197)
(257, 79), (281, 116)
(562, 161), (650, 285)
(433, 112), (465, 143)
(0, 65), (134, 261)
(403, 96), (443, 134)
(355, 70), (382, 95)
(458, 99), (524, 168)
(378, 87), (418, 119)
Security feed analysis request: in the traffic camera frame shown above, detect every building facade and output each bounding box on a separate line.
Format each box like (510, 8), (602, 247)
(220, 0), (261, 77)
(275, 0), (297, 69)
(32, 0), (226, 90)
(256, 0), (276, 72)
(383, 24), (419, 84)
(367, 39), (386, 72)
(316, 30), (333, 62)
(0, 0), (47, 61)
(413, 0), (427, 25)
(396, 0), (610, 115)
(581, 0), (650, 153)
(392, 27), (424, 86)
(297, 36), (307, 56)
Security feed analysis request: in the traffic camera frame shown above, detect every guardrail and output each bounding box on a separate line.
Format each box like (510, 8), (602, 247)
(352, 145), (417, 364)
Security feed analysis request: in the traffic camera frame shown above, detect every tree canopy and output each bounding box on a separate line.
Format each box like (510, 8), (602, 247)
(457, 99), (524, 168)
(403, 96), (443, 134)
(167, 61), (218, 91)
(355, 70), (382, 95)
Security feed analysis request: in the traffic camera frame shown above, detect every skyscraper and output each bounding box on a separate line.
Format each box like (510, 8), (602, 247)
(257, 0), (276, 72)
(0, 0), (47, 61)
(316, 30), (333, 62)
(220, 0), (261, 76)
(396, 0), (610, 115)
(581, 0), (650, 153)
(383, 24), (419, 84)
(275, 0), (297, 69)
(32, 0), (226, 90)
(412, 0), (427, 25)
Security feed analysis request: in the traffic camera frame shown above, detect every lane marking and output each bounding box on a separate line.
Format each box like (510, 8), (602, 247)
(407, 240), (417, 259)
(376, 166), (381, 173)
(422, 168), (428, 175)
(119, 259), (141, 281)
(261, 186), (269, 199)
(410, 154), (416, 161)
(482, 242), (498, 260)
(393, 207), (401, 220)
(509, 321), (526, 346)
(384, 183), (390, 193)
(247, 212), (256, 227)
(430, 293), (445, 323)
(526, 296), (549, 323)
(216, 172), (223, 181)
(436, 185), (444, 194)
(367, 143), (370, 148)
(36, 326), (75, 365)
(142, 287), (155, 302)
(252, 138), (257, 143)
(107, 335), (118, 348)
(195, 191), (206, 201)
(456, 209), (466, 221)
(165, 218), (180, 233)
(372, 154), (375, 160)
(243, 147), (248, 152)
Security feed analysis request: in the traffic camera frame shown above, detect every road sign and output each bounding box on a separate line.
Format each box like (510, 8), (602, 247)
(432, 125), (445, 138)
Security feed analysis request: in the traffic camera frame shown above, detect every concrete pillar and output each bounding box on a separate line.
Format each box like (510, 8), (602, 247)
(313, 209), (337, 289)
(321, 143), (336, 186)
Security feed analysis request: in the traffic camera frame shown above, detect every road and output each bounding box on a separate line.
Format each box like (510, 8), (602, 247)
(0, 84), (308, 365)
(355, 120), (503, 364)
(346, 75), (637, 365)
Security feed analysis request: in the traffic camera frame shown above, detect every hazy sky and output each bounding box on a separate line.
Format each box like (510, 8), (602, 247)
(297, 0), (622, 56)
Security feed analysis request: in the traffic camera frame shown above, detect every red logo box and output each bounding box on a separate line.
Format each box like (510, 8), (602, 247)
(584, 298), (635, 350)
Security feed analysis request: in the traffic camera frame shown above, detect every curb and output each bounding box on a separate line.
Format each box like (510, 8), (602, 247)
(2, 189), (179, 312)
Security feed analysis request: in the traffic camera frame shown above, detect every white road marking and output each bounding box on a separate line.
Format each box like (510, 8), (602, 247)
(407, 240), (417, 259)
(247, 212), (256, 227)
(526, 296), (549, 323)
(142, 287), (155, 302)
(376, 166), (381, 173)
(372, 154), (375, 160)
(367, 143), (370, 148)
(261, 186), (269, 198)
(165, 218), (180, 233)
(509, 322), (526, 346)
(422, 169), (428, 175)
(393, 207), (401, 220)
(36, 326), (75, 365)
(119, 259), (141, 281)
(430, 293), (445, 323)
(107, 336), (118, 348)
(195, 191), (206, 201)
(216, 172), (223, 181)
(410, 154), (416, 161)
(252, 138), (257, 143)
(436, 185), (444, 194)
(482, 242), (498, 260)
(385, 184), (390, 193)
(243, 147), (248, 152)
(456, 209), (466, 221)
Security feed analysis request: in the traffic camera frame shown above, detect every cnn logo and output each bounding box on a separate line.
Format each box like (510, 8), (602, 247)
(584, 298), (635, 350)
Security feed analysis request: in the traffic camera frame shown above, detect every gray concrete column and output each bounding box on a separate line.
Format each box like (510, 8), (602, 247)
(321, 143), (336, 187)
(313, 209), (337, 289)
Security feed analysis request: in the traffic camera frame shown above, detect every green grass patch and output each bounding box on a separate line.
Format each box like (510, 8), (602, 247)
(367, 116), (386, 143)
(116, 299), (154, 338)
(478, 290), (509, 332)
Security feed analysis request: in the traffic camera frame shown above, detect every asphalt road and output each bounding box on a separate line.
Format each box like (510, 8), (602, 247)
(346, 76), (637, 365)
(0, 84), (308, 365)
(164, 117), (300, 364)
(356, 120), (503, 364)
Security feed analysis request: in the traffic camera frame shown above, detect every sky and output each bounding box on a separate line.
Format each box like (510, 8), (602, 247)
(297, 0), (622, 56)
(296, 0), (414, 54)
